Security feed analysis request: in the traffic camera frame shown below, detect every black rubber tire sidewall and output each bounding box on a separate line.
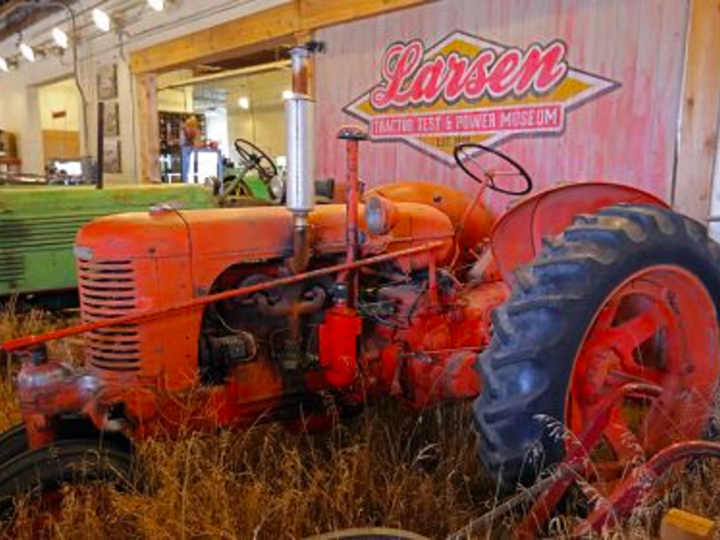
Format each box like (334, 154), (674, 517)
(474, 204), (720, 488)
(0, 437), (135, 517)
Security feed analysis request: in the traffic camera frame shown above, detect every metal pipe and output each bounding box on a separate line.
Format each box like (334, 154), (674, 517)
(3, 241), (446, 352)
(516, 383), (662, 539)
(290, 46), (310, 96)
(285, 94), (315, 273)
(285, 47), (316, 275)
(96, 101), (104, 189)
(577, 441), (720, 535)
(337, 127), (369, 308)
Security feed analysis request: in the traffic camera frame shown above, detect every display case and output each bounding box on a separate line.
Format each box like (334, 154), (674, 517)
(181, 147), (222, 184)
(159, 111), (207, 183)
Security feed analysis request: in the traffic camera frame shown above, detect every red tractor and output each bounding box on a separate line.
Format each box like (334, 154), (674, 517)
(1, 92), (720, 532)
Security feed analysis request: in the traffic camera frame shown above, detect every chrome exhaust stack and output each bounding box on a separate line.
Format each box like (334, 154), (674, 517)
(285, 45), (317, 273)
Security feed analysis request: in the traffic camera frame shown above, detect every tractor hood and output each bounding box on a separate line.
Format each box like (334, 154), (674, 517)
(75, 203), (455, 267)
(75, 210), (194, 260)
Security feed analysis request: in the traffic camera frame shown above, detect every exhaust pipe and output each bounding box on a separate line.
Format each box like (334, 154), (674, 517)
(285, 93), (315, 273)
(285, 94), (315, 221)
(285, 44), (316, 274)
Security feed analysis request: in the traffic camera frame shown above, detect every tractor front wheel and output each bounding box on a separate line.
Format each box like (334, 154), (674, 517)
(0, 425), (136, 521)
(474, 204), (720, 488)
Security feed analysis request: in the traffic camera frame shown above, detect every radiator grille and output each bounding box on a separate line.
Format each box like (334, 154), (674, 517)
(78, 259), (141, 372)
(0, 215), (92, 288)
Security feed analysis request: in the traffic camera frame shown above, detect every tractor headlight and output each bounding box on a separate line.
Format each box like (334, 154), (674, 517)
(365, 195), (399, 236)
(270, 175), (286, 202)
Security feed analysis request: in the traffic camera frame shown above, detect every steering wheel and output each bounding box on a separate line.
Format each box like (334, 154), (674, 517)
(453, 142), (533, 196)
(233, 138), (278, 182)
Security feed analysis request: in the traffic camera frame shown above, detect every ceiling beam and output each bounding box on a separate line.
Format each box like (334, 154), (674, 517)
(130, 3), (300, 75)
(0, 0), (76, 46)
(130, 0), (433, 74)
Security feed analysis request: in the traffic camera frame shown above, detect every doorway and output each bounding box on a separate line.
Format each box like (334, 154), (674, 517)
(156, 56), (292, 187)
(37, 78), (83, 179)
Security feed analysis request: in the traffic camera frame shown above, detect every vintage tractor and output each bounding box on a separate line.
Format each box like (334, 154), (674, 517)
(1, 92), (720, 535)
(0, 136), (308, 307)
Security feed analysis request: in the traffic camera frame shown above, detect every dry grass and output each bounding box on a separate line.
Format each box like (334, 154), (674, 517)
(0, 307), (720, 539)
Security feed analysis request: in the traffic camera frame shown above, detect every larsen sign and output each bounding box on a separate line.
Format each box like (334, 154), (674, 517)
(344, 31), (619, 165)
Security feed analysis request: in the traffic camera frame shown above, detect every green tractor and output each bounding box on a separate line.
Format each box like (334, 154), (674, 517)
(0, 138), (333, 308)
(0, 184), (214, 306)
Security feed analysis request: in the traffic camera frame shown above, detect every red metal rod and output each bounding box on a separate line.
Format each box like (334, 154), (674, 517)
(517, 383), (662, 539)
(428, 251), (438, 305)
(344, 137), (361, 308)
(576, 440), (720, 535)
(2, 241), (444, 352)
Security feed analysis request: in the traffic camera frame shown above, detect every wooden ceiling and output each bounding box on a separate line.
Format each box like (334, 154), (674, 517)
(193, 48), (290, 75)
(0, 0), (77, 45)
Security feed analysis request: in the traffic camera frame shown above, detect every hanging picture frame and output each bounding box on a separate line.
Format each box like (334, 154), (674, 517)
(97, 64), (118, 100)
(103, 102), (120, 137)
(103, 140), (122, 174)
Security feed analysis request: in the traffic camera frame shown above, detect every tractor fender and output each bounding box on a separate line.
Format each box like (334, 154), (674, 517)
(490, 181), (668, 282)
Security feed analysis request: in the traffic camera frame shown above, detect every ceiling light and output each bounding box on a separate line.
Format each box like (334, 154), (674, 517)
(0, 57), (8, 73)
(19, 42), (35, 62)
(238, 97), (250, 109)
(93, 8), (111, 32)
(52, 27), (68, 49)
(282, 90), (294, 100)
(148, 0), (165, 11)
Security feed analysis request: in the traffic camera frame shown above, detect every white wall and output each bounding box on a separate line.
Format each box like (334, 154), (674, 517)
(0, 0), (290, 183)
(157, 70), (194, 113)
(38, 78), (81, 132)
(225, 69), (291, 162)
(205, 109), (230, 159)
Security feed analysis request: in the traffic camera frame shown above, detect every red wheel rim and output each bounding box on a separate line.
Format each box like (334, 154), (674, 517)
(567, 265), (719, 478)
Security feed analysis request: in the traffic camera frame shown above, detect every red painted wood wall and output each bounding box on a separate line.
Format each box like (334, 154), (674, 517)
(315, 0), (689, 212)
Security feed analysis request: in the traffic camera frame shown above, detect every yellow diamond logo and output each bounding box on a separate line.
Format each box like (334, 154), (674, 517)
(344, 31), (620, 166)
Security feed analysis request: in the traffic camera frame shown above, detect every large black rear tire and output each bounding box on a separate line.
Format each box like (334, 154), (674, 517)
(474, 204), (720, 488)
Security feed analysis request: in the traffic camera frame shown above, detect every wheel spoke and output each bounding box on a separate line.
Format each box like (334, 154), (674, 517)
(589, 297), (623, 337)
(607, 304), (669, 360)
(603, 408), (645, 463)
(607, 367), (664, 387)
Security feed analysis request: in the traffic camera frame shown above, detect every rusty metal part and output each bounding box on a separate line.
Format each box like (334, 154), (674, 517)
(338, 126), (369, 308)
(516, 383), (662, 539)
(567, 265), (719, 469)
(254, 285), (326, 317)
(291, 45), (311, 96)
(16, 347), (104, 448)
(305, 528), (430, 540)
(2, 242), (445, 353)
(576, 441), (720, 535)
(455, 382), (720, 539)
(318, 304), (362, 388)
(365, 181), (495, 262)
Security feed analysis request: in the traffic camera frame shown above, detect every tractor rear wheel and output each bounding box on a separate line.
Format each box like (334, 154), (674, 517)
(474, 204), (720, 488)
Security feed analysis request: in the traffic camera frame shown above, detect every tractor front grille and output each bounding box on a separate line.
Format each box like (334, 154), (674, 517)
(77, 259), (141, 372)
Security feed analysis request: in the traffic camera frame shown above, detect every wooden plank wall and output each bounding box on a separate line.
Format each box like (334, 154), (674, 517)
(674, 0), (720, 221)
(315, 0), (690, 213)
